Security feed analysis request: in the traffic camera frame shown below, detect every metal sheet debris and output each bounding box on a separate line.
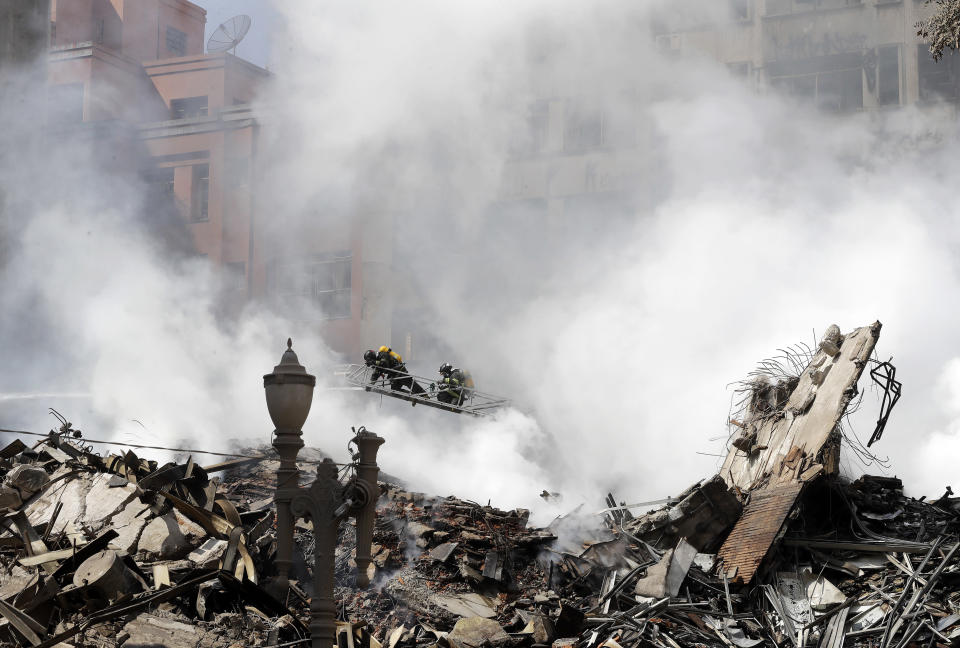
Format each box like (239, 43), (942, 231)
(0, 322), (952, 648)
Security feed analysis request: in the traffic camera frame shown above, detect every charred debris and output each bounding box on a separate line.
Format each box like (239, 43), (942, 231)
(0, 321), (956, 648)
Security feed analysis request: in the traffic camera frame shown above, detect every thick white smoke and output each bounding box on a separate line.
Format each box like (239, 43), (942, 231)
(2, 0), (958, 527)
(261, 0), (960, 511)
(0, 60), (335, 459)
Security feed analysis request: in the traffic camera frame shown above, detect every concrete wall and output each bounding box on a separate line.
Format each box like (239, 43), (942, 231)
(51, 0), (204, 62)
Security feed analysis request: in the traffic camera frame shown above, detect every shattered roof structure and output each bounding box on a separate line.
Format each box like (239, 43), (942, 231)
(0, 321), (955, 648)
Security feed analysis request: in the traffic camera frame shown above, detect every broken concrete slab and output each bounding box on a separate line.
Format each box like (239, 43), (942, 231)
(429, 541), (458, 563)
(722, 323), (880, 491)
(799, 567), (845, 609)
(186, 538), (228, 567)
(406, 521), (434, 539)
(121, 612), (204, 648)
(432, 592), (498, 619)
(447, 616), (510, 648)
(5, 465), (49, 496)
(520, 614), (556, 644)
(24, 475), (89, 542)
(136, 510), (207, 560)
(634, 538), (696, 598)
(623, 474), (741, 551)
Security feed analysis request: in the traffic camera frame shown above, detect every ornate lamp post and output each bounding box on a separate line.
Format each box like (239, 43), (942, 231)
(264, 338), (315, 595)
(264, 339), (385, 648)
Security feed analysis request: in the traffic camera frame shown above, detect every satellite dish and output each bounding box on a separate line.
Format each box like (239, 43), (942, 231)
(207, 15), (251, 55)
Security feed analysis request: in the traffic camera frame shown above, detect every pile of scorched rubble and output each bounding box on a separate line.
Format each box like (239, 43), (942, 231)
(0, 322), (956, 647)
(0, 428), (955, 648)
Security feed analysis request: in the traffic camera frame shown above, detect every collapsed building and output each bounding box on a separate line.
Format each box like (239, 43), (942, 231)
(0, 321), (956, 647)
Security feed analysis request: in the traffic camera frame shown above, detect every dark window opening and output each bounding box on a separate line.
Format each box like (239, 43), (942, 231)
(770, 74), (816, 102)
(877, 45), (900, 106)
(564, 101), (605, 152)
(191, 164), (209, 222)
(165, 26), (186, 56)
(817, 68), (862, 112)
(146, 167), (175, 201)
(170, 96), (208, 120)
(732, 0), (751, 21)
(918, 44), (960, 102)
(225, 262), (246, 293)
(50, 21), (55, 45)
(766, 0), (861, 14)
(770, 66), (862, 113)
(270, 254), (353, 320)
(510, 101), (548, 157)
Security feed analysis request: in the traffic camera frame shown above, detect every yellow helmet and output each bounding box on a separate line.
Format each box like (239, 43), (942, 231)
(378, 345), (390, 353)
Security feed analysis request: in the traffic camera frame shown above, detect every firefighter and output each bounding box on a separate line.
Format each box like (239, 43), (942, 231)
(436, 363), (474, 406)
(367, 346), (425, 395)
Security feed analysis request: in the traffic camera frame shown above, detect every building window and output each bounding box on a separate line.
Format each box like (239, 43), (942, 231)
(816, 68), (862, 112)
(191, 164), (209, 222)
(170, 96), (208, 120)
(766, 0), (861, 14)
(165, 26), (187, 56)
(510, 101), (548, 157)
(770, 66), (862, 113)
(50, 21), (55, 45)
(877, 46), (900, 106)
(918, 45), (959, 102)
(731, 0), (751, 21)
(146, 167), (175, 201)
(224, 262), (246, 293)
(769, 74), (816, 102)
(728, 61), (750, 78)
(270, 254), (353, 320)
(564, 101), (605, 152)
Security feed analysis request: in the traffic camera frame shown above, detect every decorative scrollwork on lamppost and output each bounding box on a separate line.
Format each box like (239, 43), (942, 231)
(265, 340), (385, 648)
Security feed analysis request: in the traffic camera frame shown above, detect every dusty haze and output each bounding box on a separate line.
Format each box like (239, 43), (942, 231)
(1, 0), (958, 523)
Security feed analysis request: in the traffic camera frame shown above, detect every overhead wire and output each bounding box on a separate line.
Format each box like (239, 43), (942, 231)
(0, 427), (353, 466)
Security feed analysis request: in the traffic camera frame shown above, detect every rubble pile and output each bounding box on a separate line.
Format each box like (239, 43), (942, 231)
(0, 323), (955, 648)
(0, 425), (956, 647)
(0, 429), (311, 647)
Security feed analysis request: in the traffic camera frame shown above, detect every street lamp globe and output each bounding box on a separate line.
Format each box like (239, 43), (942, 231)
(263, 338), (316, 430)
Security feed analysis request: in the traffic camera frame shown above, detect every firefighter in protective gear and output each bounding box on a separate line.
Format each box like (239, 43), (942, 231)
(436, 363), (473, 406)
(367, 346), (425, 395)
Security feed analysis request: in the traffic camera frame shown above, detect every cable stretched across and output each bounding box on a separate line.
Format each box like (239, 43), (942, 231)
(0, 427), (351, 465)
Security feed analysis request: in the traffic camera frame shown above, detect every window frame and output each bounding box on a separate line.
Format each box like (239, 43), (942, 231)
(191, 163), (209, 222)
(165, 26), (187, 57)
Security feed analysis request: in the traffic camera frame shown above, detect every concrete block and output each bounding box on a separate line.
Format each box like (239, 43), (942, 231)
(6, 464), (49, 495)
(447, 616), (510, 648)
(136, 510), (207, 560)
(122, 613), (202, 648)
